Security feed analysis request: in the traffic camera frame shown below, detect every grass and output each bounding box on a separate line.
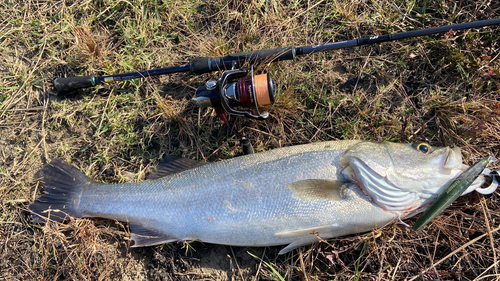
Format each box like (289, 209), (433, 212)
(1, 0), (500, 280)
(248, 251), (286, 281)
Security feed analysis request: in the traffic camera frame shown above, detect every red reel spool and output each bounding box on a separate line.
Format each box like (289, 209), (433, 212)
(237, 73), (275, 109)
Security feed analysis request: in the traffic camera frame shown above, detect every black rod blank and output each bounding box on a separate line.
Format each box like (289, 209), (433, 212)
(298, 17), (500, 55)
(54, 18), (500, 94)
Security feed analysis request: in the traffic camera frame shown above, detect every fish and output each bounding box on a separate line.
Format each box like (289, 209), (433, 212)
(29, 140), (498, 254)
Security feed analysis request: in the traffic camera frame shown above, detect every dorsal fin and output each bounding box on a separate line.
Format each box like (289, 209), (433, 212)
(286, 179), (346, 201)
(147, 155), (207, 180)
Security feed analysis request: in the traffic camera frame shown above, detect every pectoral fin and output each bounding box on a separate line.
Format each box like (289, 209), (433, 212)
(286, 179), (346, 201)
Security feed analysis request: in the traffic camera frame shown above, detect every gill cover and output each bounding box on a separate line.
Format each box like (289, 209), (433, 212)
(342, 142), (465, 213)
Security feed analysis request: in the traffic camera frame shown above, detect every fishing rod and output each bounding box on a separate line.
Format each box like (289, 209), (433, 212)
(54, 18), (500, 121)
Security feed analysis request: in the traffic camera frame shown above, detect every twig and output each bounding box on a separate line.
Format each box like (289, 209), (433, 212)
(281, 0), (326, 26)
(230, 246), (244, 281)
(5, 199), (28, 204)
(481, 198), (498, 275)
(41, 93), (49, 161)
(408, 224), (500, 281)
(252, 248), (266, 281)
(298, 248), (308, 281)
(473, 260), (500, 281)
(391, 256), (401, 281)
(0, 31), (46, 118)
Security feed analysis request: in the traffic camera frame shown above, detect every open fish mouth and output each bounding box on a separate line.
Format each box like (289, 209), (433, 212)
(431, 148), (498, 195)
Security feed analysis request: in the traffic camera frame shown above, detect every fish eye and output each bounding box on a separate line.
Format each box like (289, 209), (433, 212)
(414, 142), (431, 154)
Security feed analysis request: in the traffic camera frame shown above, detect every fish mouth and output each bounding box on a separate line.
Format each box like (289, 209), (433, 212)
(431, 147), (498, 195)
(430, 146), (463, 173)
(347, 157), (422, 212)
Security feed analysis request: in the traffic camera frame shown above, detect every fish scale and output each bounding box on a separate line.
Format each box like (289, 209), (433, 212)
(29, 140), (494, 254)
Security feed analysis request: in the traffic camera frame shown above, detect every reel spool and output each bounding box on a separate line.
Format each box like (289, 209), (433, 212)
(192, 67), (276, 120)
(237, 72), (274, 109)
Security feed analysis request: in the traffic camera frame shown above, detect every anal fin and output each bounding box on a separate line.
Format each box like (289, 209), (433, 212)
(129, 224), (178, 247)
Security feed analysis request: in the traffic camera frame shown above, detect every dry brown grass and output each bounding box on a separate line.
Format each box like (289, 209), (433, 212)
(1, 0), (500, 280)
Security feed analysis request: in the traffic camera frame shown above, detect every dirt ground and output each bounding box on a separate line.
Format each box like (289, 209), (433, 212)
(1, 0), (500, 280)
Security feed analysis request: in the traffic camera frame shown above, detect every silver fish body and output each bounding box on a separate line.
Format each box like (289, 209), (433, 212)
(29, 140), (493, 254)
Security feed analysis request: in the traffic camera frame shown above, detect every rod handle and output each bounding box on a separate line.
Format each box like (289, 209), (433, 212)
(192, 47), (295, 75)
(53, 76), (95, 94)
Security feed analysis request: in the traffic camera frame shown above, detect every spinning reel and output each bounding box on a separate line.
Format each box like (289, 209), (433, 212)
(191, 66), (276, 155)
(192, 67), (276, 120)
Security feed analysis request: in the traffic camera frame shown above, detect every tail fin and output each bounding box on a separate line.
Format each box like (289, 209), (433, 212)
(29, 159), (93, 222)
